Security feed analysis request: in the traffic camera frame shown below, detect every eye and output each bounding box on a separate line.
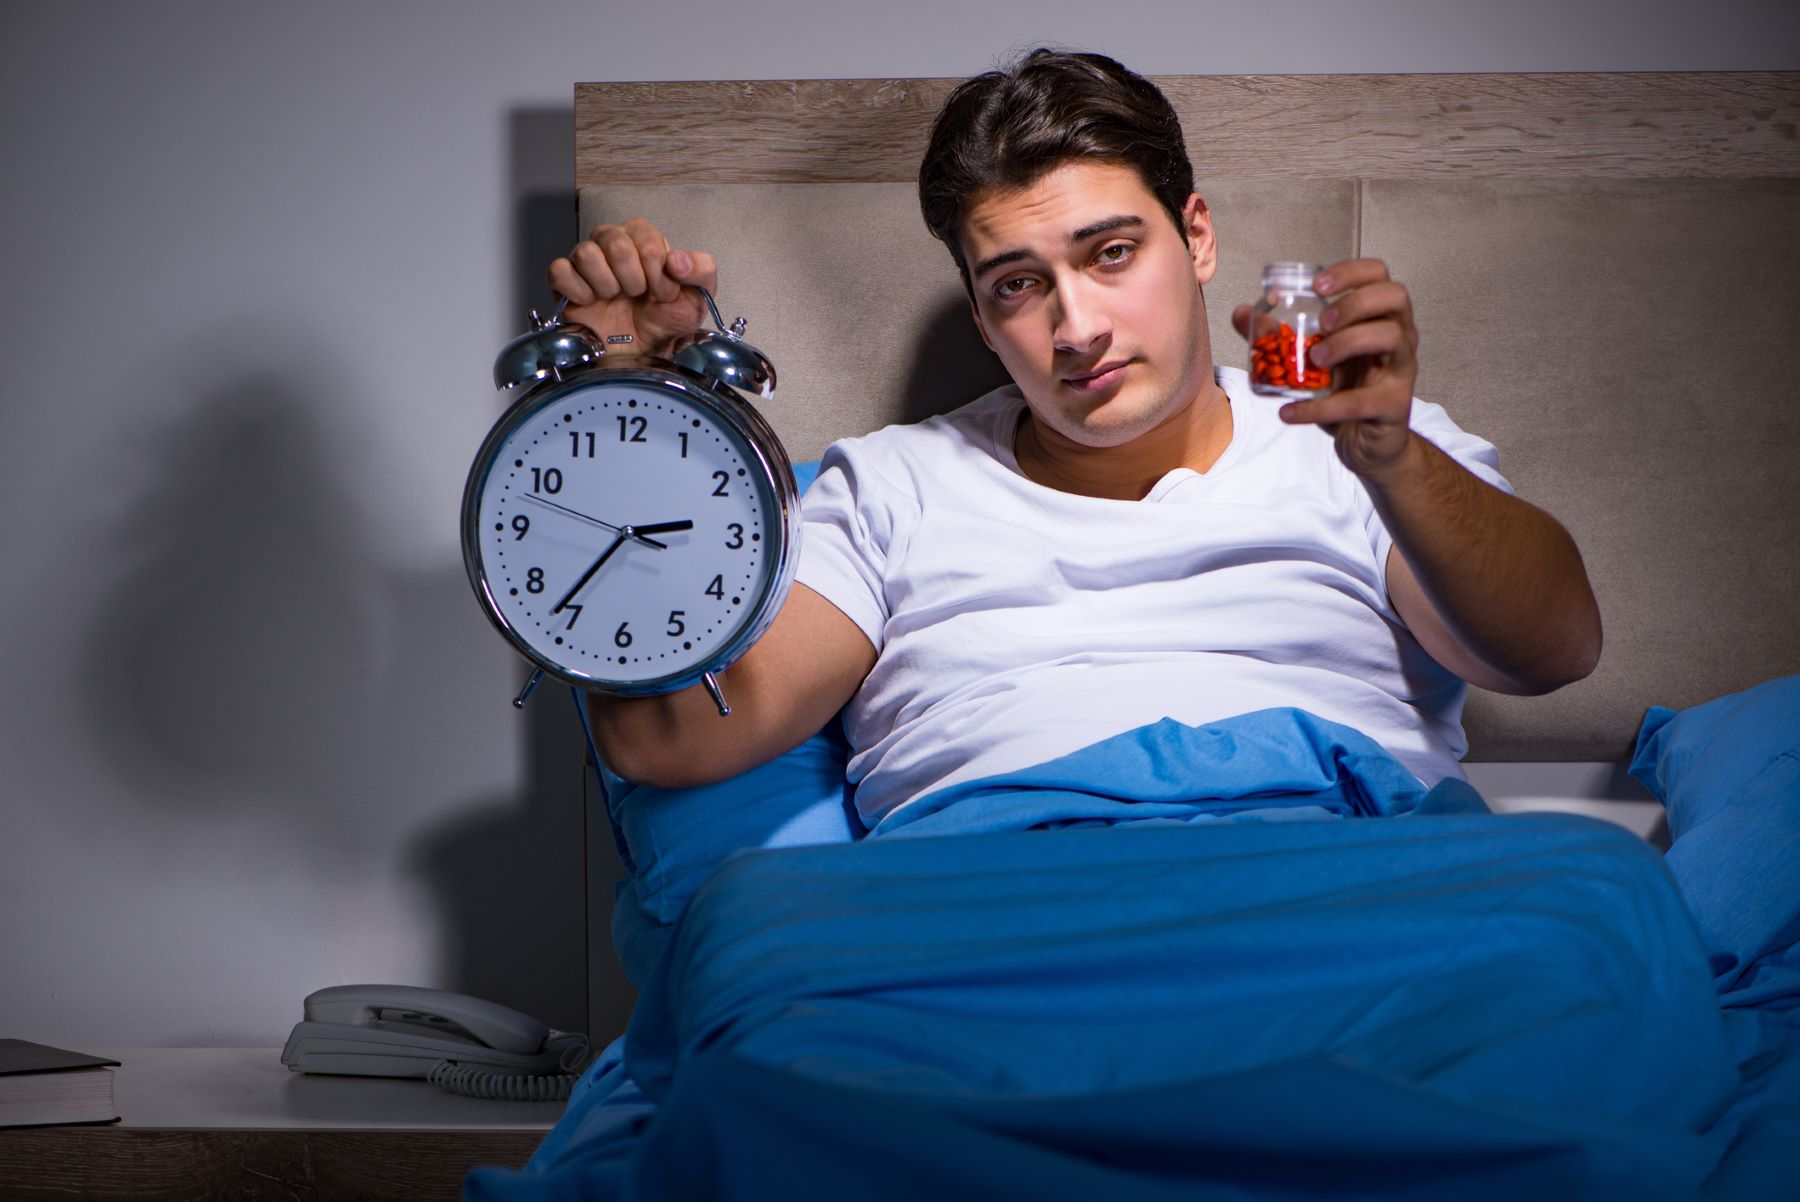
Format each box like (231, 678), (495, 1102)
(1095, 241), (1134, 267)
(994, 275), (1034, 300)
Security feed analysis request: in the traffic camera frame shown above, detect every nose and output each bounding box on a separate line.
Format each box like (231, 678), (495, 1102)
(1052, 274), (1111, 356)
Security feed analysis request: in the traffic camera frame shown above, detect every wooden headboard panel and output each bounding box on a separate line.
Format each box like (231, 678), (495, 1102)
(573, 72), (1800, 762)
(576, 73), (1799, 183)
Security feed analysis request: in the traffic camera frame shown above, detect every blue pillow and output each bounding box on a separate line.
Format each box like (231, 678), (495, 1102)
(1628, 673), (1800, 1000)
(591, 460), (862, 982)
(603, 715), (860, 927)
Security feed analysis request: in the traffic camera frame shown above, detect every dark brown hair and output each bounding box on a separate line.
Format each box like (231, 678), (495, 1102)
(918, 49), (1196, 284)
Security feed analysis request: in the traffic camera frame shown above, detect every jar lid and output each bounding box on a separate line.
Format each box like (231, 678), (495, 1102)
(1261, 261), (1321, 291)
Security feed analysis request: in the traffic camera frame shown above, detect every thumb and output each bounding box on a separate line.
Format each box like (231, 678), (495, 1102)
(666, 248), (719, 297)
(1230, 303), (1251, 341)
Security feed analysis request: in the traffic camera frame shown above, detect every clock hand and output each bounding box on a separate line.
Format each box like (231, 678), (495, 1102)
(628, 520), (694, 537)
(553, 532), (628, 614)
(551, 514), (694, 616)
(521, 493), (667, 549)
(549, 517), (691, 614)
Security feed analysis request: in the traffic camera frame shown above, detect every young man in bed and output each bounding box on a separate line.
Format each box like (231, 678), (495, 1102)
(549, 49), (1603, 834)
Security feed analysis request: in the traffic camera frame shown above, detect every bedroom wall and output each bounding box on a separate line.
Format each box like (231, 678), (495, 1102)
(2, 0), (1794, 1051)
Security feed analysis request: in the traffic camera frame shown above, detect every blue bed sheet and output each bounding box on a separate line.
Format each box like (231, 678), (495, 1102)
(469, 707), (1800, 1201)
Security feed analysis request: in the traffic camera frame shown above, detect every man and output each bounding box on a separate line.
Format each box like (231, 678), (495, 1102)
(548, 50), (1602, 831)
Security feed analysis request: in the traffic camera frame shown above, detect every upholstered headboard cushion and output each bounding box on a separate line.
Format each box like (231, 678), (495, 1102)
(574, 73), (1800, 761)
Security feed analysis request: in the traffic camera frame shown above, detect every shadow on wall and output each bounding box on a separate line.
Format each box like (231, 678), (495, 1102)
(70, 362), (588, 1034)
(506, 106), (580, 328)
(405, 677), (591, 1033)
(898, 294), (1013, 427)
(419, 103), (601, 1035)
(78, 378), (396, 810)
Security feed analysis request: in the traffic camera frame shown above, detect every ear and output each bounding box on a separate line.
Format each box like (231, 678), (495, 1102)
(1183, 193), (1218, 287)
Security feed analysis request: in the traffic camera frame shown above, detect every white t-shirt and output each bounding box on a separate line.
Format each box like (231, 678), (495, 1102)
(796, 366), (1514, 831)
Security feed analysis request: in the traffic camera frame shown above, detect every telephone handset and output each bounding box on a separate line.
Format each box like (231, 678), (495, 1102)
(280, 984), (594, 1101)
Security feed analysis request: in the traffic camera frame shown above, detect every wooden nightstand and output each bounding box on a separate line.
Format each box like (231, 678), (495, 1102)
(0, 1047), (566, 1201)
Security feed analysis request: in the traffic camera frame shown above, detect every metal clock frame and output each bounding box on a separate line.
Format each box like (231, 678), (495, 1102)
(461, 357), (803, 707)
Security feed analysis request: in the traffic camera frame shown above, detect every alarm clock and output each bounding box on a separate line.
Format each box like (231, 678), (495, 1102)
(462, 289), (800, 716)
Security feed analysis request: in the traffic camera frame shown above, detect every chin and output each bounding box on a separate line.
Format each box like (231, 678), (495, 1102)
(1065, 418), (1152, 449)
(1038, 390), (1173, 449)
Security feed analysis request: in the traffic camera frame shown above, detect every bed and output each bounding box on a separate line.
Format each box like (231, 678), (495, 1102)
(467, 70), (1800, 1200)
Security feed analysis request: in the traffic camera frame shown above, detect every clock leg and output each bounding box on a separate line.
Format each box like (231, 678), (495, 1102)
(513, 668), (545, 710)
(701, 672), (731, 717)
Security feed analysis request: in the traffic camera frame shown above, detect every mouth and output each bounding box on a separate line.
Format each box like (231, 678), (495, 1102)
(1062, 359), (1131, 393)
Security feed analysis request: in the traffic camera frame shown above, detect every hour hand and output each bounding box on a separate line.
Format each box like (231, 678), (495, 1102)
(629, 520), (693, 540)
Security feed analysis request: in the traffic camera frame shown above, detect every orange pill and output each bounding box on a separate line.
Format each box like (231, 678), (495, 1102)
(1251, 318), (1330, 394)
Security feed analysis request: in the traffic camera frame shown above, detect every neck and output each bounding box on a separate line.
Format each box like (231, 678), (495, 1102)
(1014, 380), (1233, 501)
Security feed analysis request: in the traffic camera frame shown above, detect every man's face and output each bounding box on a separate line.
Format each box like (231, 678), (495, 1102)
(961, 160), (1218, 449)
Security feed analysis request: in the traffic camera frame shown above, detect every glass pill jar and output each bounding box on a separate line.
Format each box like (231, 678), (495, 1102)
(1248, 262), (1333, 399)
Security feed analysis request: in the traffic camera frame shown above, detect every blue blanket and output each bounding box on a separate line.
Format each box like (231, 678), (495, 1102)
(468, 709), (1800, 1201)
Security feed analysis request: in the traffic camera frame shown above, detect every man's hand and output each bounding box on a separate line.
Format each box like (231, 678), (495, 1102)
(1233, 260), (1601, 692)
(548, 217), (718, 359)
(1232, 259), (1419, 480)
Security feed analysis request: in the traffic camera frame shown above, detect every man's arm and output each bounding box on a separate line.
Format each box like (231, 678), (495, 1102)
(588, 582), (877, 787)
(1234, 258), (1602, 695)
(1377, 440), (1601, 695)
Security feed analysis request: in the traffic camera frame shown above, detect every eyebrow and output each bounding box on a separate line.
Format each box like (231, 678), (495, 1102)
(970, 214), (1148, 282)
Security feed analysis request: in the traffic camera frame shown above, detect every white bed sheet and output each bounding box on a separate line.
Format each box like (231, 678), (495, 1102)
(1485, 795), (1667, 844)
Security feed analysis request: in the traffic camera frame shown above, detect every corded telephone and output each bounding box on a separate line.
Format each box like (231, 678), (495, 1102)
(280, 984), (594, 1101)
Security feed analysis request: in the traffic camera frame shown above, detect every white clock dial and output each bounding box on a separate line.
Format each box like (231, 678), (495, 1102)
(470, 378), (782, 689)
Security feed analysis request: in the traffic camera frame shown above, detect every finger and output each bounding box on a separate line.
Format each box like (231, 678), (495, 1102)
(1311, 318), (1411, 370)
(666, 248), (719, 295)
(1321, 281), (1413, 334)
(548, 256), (597, 306)
(623, 218), (680, 303)
(1277, 386), (1406, 427)
(594, 224), (649, 297)
(1312, 258), (1391, 297)
(567, 239), (623, 301)
(1230, 303), (1250, 340)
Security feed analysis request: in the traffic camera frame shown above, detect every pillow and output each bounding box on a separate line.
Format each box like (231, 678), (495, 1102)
(1628, 673), (1800, 1000)
(602, 714), (860, 926)
(591, 460), (861, 977)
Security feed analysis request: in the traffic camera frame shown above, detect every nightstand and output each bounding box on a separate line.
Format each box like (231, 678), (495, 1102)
(0, 1047), (565, 1201)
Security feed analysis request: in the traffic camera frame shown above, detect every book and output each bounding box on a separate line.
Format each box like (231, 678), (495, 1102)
(0, 1039), (121, 1128)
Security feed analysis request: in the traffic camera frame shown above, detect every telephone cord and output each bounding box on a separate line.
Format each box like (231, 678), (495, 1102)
(426, 1030), (596, 1102)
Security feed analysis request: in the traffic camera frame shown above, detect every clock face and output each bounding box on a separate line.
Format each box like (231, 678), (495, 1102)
(466, 372), (790, 690)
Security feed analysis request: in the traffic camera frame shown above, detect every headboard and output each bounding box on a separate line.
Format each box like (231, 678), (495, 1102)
(573, 72), (1800, 762)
